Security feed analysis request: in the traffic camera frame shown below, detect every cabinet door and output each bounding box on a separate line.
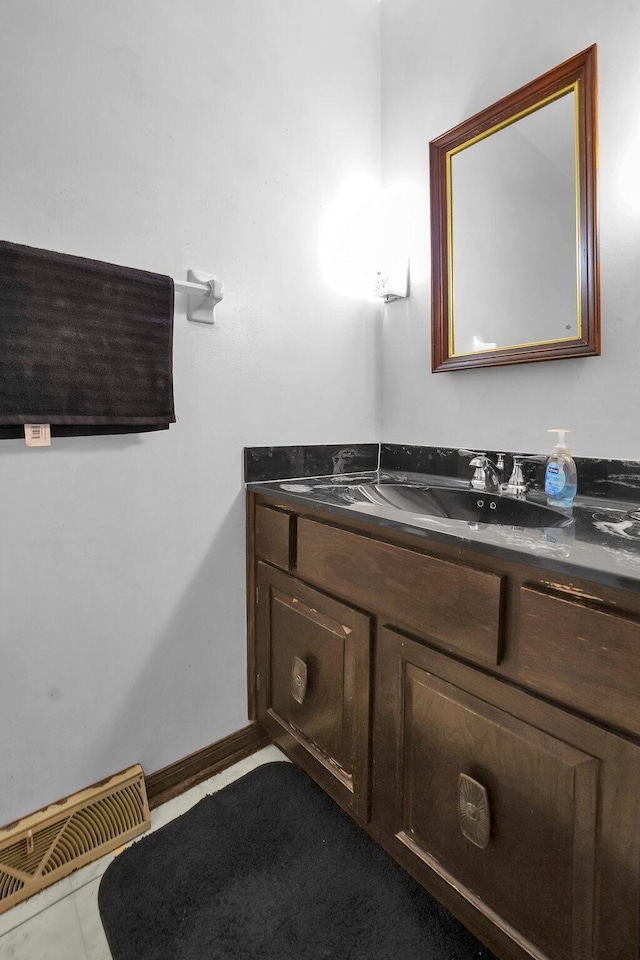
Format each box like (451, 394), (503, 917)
(373, 627), (640, 960)
(256, 563), (371, 820)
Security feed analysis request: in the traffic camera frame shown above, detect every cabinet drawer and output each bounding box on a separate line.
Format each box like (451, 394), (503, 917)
(296, 517), (503, 665)
(373, 628), (640, 960)
(256, 564), (371, 820)
(255, 505), (292, 571)
(519, 587), (640, 737)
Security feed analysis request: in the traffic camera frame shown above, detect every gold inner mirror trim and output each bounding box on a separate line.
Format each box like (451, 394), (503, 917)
(445, 81), (582, 357)
(450, 334), (582, 358)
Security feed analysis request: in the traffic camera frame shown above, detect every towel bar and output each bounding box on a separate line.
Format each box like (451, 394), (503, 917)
(174, 269), (223, 324)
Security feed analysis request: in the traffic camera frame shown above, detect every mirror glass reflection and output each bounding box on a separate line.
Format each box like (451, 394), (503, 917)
(450, 89), (578, 355)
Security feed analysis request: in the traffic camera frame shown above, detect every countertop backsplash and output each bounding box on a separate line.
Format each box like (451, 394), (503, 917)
(245, 442), (640, 504)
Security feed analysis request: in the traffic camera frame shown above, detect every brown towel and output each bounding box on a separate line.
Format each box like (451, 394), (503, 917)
(0, 240), (175, 439)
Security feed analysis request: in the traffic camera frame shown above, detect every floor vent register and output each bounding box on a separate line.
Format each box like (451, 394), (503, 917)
(0, 764), (150, 914)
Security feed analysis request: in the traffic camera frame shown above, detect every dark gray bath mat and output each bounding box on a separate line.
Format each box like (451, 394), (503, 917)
(98, 761), (495, 960)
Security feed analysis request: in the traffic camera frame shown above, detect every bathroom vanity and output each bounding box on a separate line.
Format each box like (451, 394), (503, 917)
(246, 470), (640, 960)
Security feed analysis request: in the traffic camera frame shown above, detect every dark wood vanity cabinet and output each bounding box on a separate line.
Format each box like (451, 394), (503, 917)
(374, 628), (640, 960)
(247, 495), (640, 960)
(255, 563), (371, 821)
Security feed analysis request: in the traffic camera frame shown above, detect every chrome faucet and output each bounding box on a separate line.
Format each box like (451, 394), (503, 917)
(468, 454), (503, 493)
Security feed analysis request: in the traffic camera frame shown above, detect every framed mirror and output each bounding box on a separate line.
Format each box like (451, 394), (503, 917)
(430, 45), (599, 372)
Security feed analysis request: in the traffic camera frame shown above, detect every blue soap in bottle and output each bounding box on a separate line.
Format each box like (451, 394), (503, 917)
(545, 429), (577, 508)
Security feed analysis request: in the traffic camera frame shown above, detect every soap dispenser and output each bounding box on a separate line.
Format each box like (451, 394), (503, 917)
(545, 429), (577, 508)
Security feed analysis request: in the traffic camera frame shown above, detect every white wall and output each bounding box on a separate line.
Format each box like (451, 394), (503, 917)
(0, 0), (380, 825)
(380, 0), (640, 459)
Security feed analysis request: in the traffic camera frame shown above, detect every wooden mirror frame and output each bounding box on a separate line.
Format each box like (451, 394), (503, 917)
(430, 45), (599, 373)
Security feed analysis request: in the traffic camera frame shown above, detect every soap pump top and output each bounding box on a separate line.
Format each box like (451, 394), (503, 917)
(545, 429), (577, 508)
(548, 428), (570, 452)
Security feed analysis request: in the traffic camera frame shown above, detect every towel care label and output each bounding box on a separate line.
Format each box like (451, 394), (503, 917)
(24, 424), (51, 447)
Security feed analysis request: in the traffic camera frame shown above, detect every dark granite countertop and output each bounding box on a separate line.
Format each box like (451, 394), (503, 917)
(247, 471), (640, 595)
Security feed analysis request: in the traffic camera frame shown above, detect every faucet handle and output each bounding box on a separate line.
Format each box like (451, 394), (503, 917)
(505, 456), (527, 497)
(461, 450), (502, 492)
(469, 461), (488, 490)
(461, 449), (503, 469)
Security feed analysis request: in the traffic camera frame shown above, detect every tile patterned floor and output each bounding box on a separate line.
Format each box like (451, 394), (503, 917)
(0, 745), (287, 959)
